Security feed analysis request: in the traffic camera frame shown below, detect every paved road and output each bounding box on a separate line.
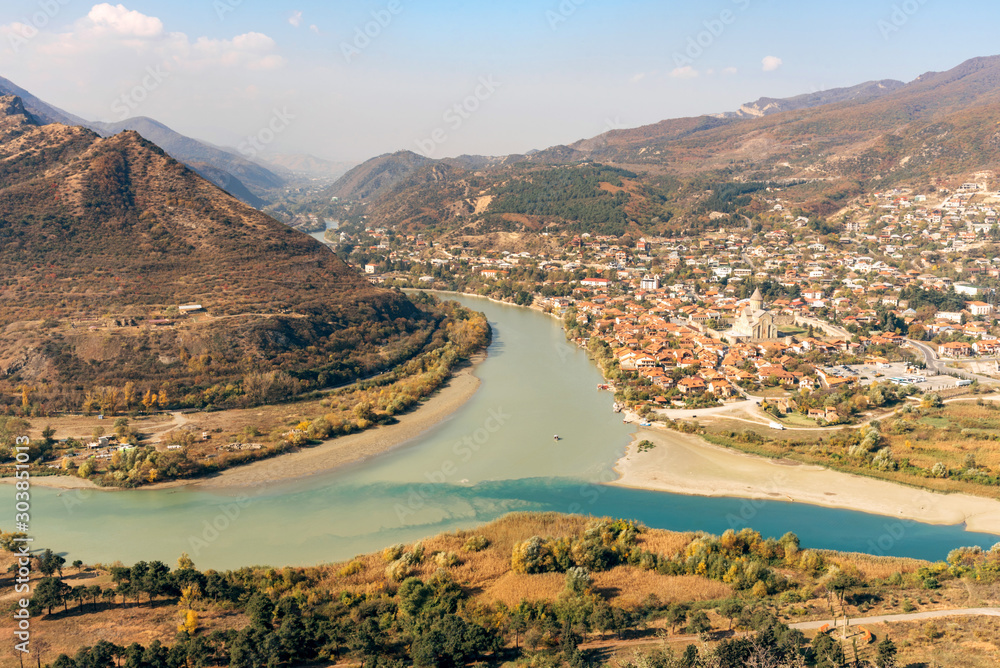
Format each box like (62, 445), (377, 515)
(790, 607), (1000, 630)
(905, 339), (998, 384)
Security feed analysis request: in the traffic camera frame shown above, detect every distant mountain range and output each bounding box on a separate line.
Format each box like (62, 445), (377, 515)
(0, 93), (425, 406)
(0, 75), (355, 207)
(712, 79), (906, 119)
(325, 55), (1000, 233)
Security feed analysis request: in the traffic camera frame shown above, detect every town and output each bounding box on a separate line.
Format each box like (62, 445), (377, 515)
(337, 179), (1000, 424)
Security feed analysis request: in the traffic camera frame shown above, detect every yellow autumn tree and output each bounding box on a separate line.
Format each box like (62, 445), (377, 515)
(142, 389), (157, 413)
(178, 609), (199, 635)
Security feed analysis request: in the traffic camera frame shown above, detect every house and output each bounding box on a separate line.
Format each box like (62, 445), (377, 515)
(807, 407), (840, 422)
(707, 379), (735, 398)
(938, 341), (972, 358)
(974, 339), (1000, 355)
(640, 275), (660, 291)
(581, 277), (610, 288)
(364, 264), (378, 274)
(677, 377), (707, 394)
(967, 301), (994, 317)
(178, 304), (203, 314)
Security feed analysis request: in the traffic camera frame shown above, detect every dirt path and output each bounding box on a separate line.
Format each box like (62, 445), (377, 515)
(790, 607), (1000, 630)
(143, 411), (190, 443)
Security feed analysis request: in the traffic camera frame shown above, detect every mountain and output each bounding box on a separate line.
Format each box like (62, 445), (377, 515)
(0, 75), (90, 127)
(326, 150), (436, 201)
(187, 162), (265, 209)
(0, 95), (432, 411)
(87, 116), (284, 203)
(318, 55), (1000, 235)
(0, 75), (283, 207)
(572, 55), (1000, 172)
(714, 79), (905, 119)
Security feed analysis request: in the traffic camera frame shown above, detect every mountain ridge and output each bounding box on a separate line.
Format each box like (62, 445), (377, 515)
(0, 75), (283, 207)
(0, 94), (431, 411)
(319, 54), (1000, 234)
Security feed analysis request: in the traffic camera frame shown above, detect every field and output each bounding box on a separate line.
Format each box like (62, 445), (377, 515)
(696, 398), (1000, 501)
(7, 512), (1000, 667)
(883, 401), (1000, 473)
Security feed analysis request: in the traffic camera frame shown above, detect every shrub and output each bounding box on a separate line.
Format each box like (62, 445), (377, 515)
(462, 535), (489, 552)
(338, 561), (363, 577)
(434, 551), (460, 568)
(383, 544), (405, 562)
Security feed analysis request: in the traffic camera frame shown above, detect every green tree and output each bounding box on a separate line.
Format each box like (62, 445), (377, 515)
(717, 599), (744, 631)
(876, 637), (898, 668)
(34, 577), (70, 615)
(686, 610), (712, 637)
(665, 603), (688, 634)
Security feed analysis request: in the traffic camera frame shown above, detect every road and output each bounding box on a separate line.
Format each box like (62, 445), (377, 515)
(656, 397), (760, 420)
(790, 607), (1000, 630)
(905, 339), (998, 385)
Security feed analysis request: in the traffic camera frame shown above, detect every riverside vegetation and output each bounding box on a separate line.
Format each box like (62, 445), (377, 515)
(0, 296), (490, 488)
(10, 513), (1000, 668)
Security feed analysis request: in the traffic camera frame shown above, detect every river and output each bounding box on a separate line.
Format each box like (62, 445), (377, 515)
(26, 295), (1000, 570)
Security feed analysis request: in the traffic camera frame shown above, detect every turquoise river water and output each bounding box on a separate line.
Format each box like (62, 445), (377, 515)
(22, 295), (1000, 570)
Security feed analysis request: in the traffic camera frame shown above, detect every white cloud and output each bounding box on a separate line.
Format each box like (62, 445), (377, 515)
(309, 24), (320, 34)
(669, 66), (699, 79)
(762, 56), (783, 72)
(87, 3), (163, 37)
(722, 67), (738, 75)
(288, 11), (303, 28)
(2, 5), (285, 71)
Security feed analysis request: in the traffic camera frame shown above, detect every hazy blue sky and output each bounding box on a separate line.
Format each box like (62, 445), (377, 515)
(1, 0), (998, 163)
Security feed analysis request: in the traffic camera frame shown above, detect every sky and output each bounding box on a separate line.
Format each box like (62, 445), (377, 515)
(1, 0), (999, 164)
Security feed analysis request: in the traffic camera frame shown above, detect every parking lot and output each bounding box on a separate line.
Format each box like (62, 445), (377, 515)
(822, 362), (961, 392)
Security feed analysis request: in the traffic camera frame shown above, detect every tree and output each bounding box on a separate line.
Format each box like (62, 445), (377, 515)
(246, 591), (275, 629)
(875, 637), (898, 668)
(70, 585), (87, 610)
(157, 388), (169, 410)
(665, 603), (688, 634)
(178, 609), (199, 636)
(718, 599), (744, 631)
(37, 549), (65, 579)
(87, 585), (102, 611)
(828, 569), (862, 606)
(34, 577), (69, 615)
(142, 389), (157, 413)
(122, 381), (136, 411)
(349, 617), (385, 666)
(686, 610), (712, 637)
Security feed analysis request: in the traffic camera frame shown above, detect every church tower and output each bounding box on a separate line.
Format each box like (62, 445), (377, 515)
(749, 287), (764, 312)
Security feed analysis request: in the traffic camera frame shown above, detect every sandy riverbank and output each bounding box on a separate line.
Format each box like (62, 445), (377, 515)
(192, 358), (483, 489)
(17, 356), (484, 492)
(614, 428), (1000, 536)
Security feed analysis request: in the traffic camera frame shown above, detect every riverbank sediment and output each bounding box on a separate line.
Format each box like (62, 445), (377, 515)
(613, 429), (1000, 535)
(14, 355), (485, 492)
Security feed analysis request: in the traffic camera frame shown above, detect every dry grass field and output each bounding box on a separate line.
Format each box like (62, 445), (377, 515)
(4, 512), (999, 667)
(0, 551), (247, 667)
